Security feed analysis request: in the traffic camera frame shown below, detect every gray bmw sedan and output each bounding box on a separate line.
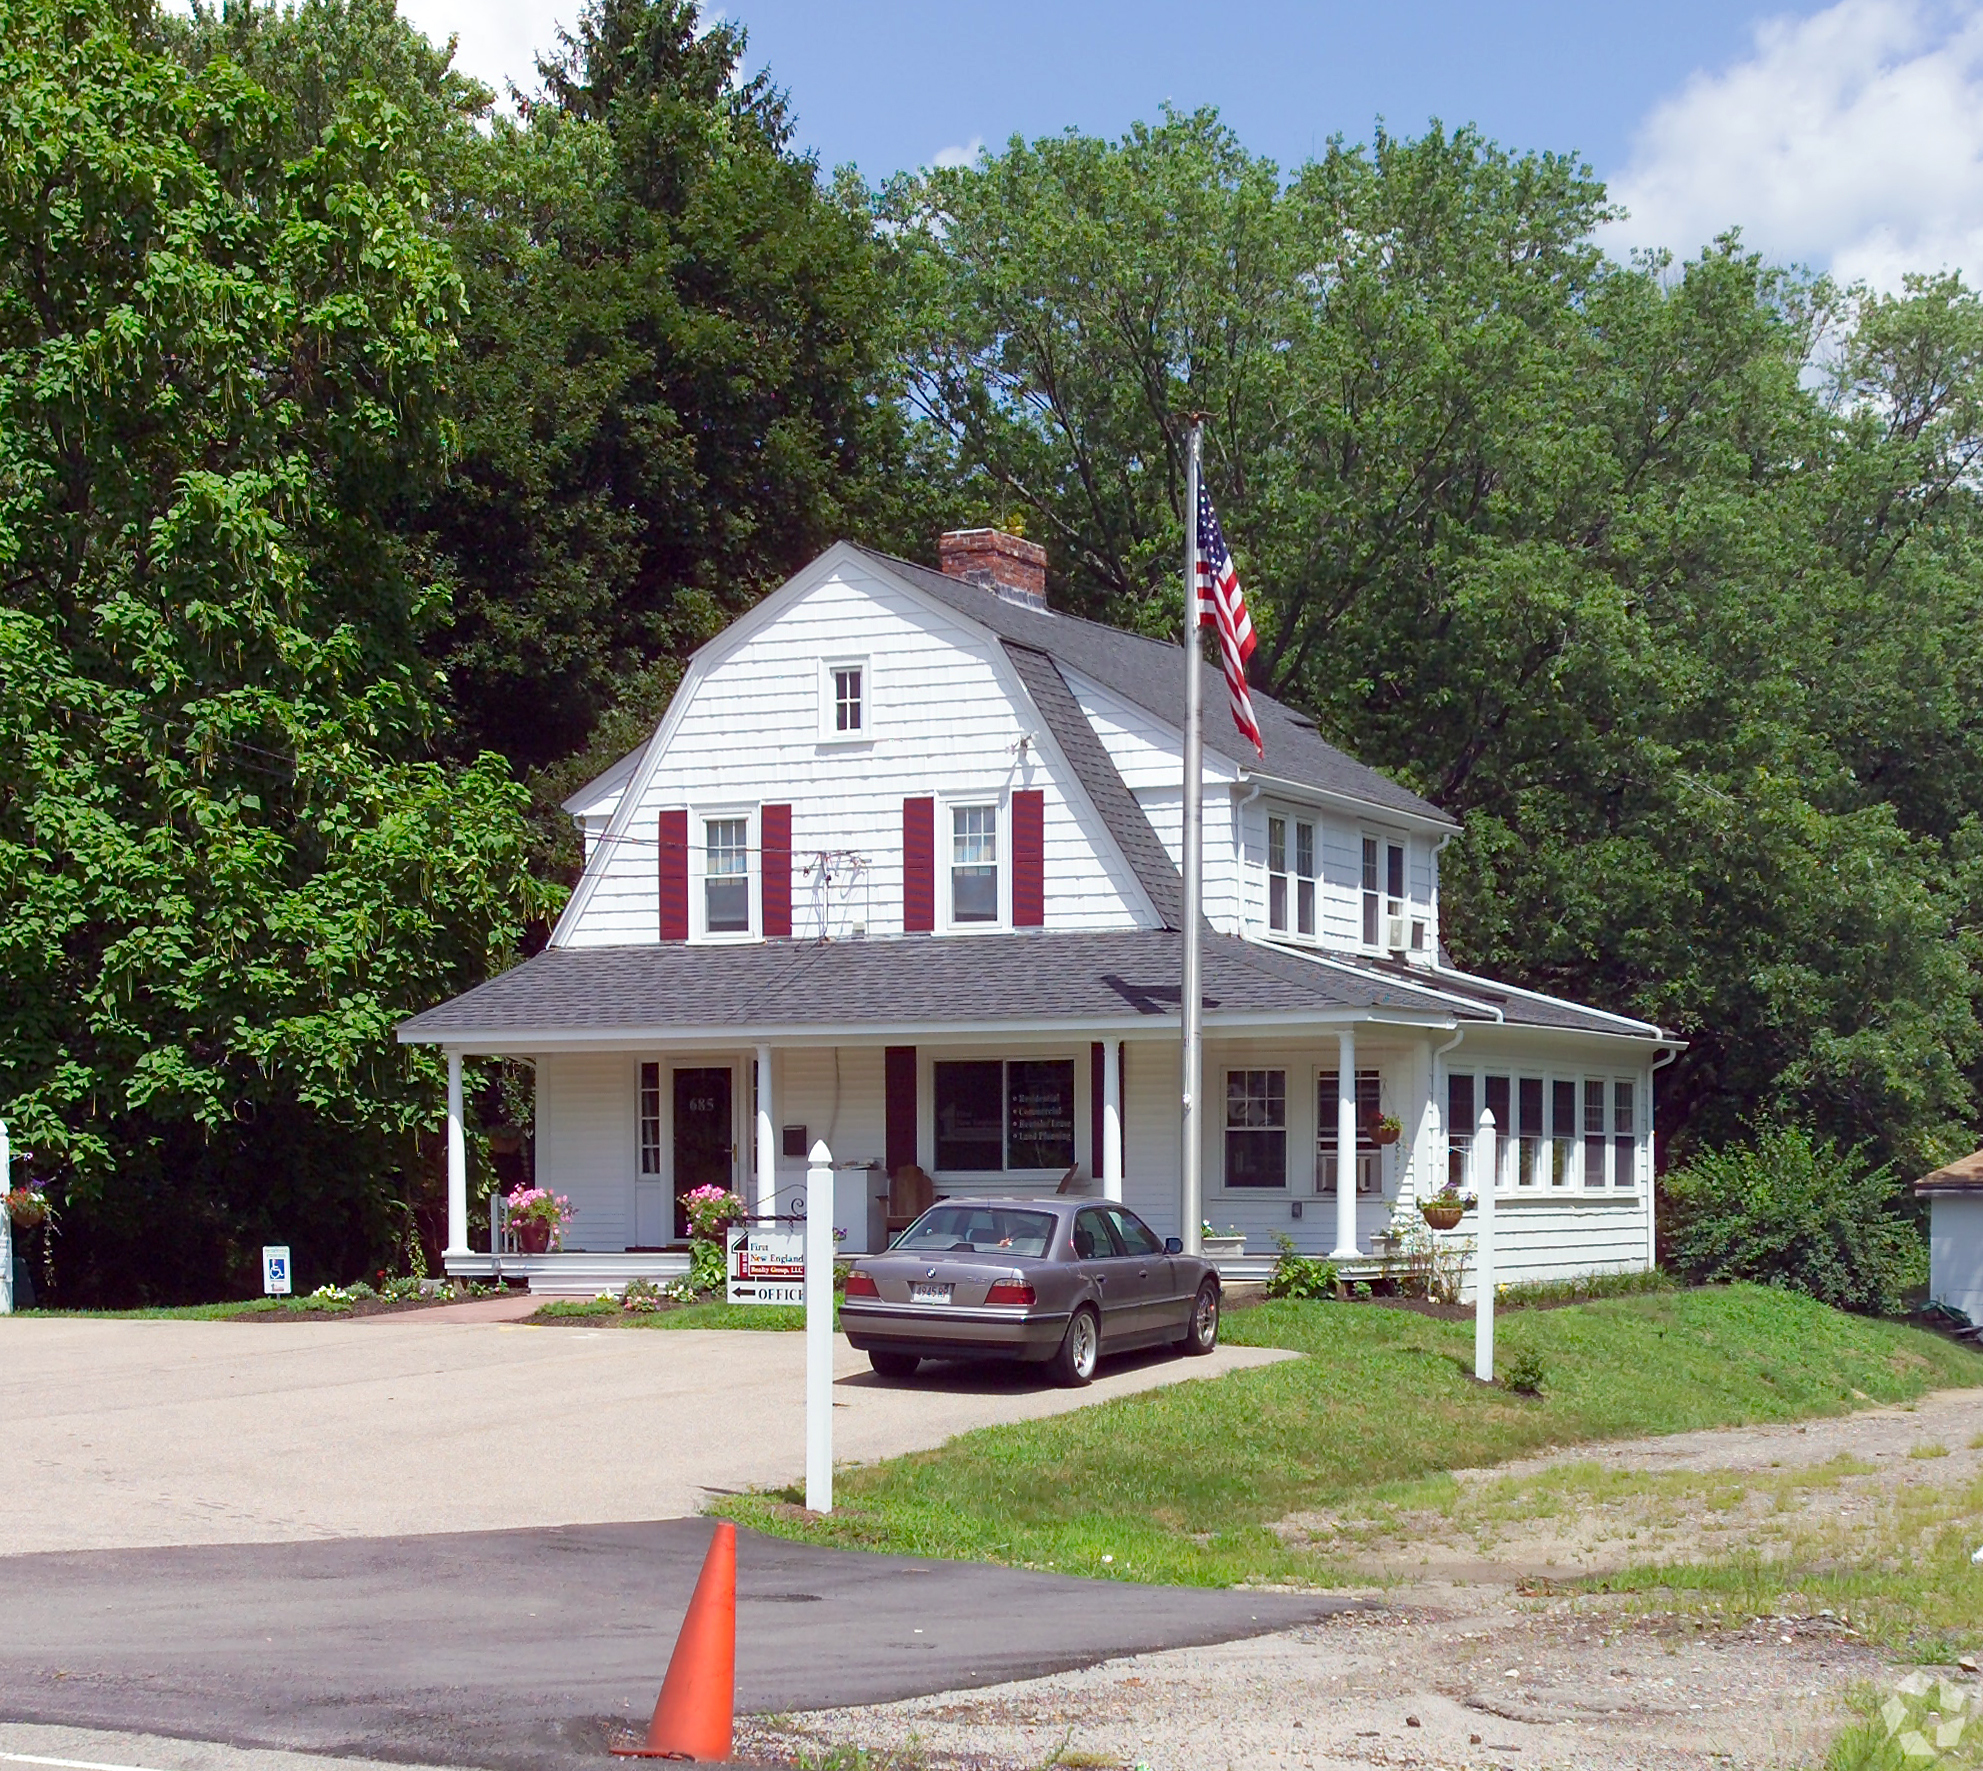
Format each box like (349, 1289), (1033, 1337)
(839, 1197), (1221, 1385)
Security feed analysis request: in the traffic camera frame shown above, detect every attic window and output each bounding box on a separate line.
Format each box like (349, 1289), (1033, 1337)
(819, 657), (870, 742)
(834, 666), (863, 733)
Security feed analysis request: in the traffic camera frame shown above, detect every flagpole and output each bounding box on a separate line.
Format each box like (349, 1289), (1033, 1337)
(1181, 422), (1204, 1260)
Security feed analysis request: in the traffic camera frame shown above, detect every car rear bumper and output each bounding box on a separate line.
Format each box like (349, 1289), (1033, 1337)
(840, 1301), (1072, 1362)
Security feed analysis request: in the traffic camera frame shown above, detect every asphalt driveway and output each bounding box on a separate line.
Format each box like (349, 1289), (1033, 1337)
(0, 1521), (1362, 1771)
(0, 1314), (1295, 1553)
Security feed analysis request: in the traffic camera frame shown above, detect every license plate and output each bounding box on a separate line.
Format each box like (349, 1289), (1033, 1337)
(910, 1282), (952, 1305)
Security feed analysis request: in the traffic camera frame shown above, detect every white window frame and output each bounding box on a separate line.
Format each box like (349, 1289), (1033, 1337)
(943, 797), (1005, 931)
(1221, 1067), (1288, 1192)
(817, 656), (871, 744)
(693, 805), (757, 941)
(1360, 833), (1382, 949)
(1445, 1067), (1648, 1194)
(1263, 808), (1317, 941)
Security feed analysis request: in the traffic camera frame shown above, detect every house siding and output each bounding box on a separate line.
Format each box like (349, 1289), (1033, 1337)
(535, 1052), (633, 1252)
(561, 564), (1149, 948)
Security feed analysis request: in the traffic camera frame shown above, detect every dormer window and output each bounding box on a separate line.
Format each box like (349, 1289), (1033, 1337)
(951, 804), (999, 922)
(704, 817), (750, 932)
(1267, 813), (1315, 938)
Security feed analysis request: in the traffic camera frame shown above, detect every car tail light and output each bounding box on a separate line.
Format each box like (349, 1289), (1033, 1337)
(843, 1270), (879, 1298)
(984, 1279), (1036, 1305)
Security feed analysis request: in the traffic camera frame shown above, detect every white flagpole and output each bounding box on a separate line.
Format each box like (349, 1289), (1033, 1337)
(1181, 423), (1204, 1259)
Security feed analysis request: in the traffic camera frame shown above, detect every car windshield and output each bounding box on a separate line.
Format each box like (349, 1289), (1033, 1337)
(895, 1205), (1057, 1258)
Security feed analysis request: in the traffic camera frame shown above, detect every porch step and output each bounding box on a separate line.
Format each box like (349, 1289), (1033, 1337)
(443, 1251), (691, 1298)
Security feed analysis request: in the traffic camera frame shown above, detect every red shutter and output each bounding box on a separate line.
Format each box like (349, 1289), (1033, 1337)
(761, 803), (792, 938)
(903, 796), (935, 933)
(885, 1046), (918, 1175)
(658, 809), (688, 941)
(1013, 788), (1045, 927)
(1091, 1042), (1105, 1182)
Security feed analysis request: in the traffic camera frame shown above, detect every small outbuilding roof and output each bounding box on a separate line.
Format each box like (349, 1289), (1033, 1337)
(1916, 1149), (1983, 1193)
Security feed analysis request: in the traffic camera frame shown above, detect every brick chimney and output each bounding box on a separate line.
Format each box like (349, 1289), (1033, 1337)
(938, 528), (1048, 611)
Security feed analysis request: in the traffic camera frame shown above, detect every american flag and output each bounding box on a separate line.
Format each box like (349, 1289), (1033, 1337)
(1194, 485), (1263, 757)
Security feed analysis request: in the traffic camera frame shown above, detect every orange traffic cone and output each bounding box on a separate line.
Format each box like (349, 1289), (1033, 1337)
(612, 1521), (737, 1762)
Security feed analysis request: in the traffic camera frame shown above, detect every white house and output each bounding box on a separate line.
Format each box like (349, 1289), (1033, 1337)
(399, 529), (1679, 1295)
(1918, 1150), (1983, 1325)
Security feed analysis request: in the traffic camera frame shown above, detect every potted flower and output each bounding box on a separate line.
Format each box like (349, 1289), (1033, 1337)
(1369, 1113), (1403, 1147)
(1201, 1220), (1246, 1257)
(503, 1186), (571, 1254)
(1419, 1182), (1472, 1231)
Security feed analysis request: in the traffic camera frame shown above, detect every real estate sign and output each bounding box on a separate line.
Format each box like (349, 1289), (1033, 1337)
(727, 1225), (803, 1306)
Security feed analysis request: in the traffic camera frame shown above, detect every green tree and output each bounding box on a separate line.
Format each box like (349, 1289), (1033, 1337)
(885, 111), (1983, 1174)
(0, 0), (550, 1302)
(424, 0), (939, 783)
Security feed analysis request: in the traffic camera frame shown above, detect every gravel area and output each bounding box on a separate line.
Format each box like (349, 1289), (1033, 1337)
(743, 1391), (1983, 1770)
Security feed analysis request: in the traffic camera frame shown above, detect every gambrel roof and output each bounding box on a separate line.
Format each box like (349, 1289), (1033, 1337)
(855, 547), (1457, 828)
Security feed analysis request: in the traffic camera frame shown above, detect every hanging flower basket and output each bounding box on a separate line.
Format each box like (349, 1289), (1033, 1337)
(5, 1185), (52, 1231)
(1419, 1200), (1465, 1231)
(1370, 1114), (1403, 1146)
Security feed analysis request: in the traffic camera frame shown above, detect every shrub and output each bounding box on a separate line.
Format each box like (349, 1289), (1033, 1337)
(1661, 1124), (1926, 1316)
(1265, 1234), (1338, 1300)
(621, 1277), (667, 1314)
(688, 1239), (727, 1296)
(1502, 1348), (1547, 1395)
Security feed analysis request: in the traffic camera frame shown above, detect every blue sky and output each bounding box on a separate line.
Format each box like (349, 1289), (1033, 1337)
(402, 0), (1983, 289)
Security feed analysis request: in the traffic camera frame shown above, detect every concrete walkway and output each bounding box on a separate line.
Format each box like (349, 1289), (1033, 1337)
(0, 1315), (1294, 1553)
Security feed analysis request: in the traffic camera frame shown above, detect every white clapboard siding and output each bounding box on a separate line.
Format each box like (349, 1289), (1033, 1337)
(535, 1053), (633, 1252)
(562, 564), (1150, 947)
(766, 1047), (889, 1218)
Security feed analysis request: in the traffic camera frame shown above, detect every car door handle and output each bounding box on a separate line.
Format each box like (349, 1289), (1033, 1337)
(1137, 1269), (1150, 1278)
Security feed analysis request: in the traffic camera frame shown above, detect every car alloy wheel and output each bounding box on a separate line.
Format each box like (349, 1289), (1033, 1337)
(1183, 1282), (1219, 1356)
(1052, 1305), (1099, 1387)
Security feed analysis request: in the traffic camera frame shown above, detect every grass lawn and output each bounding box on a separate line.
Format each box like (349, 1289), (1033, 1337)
(14, 1296), (359, 1320)
(532, 1297), (823, 1330)
(716, 1285), (1983, 1588)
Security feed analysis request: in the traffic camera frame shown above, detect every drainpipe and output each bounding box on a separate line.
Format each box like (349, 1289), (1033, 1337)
(1232, 779), (1263, 934)
(1429, 1024), (1467, 1202)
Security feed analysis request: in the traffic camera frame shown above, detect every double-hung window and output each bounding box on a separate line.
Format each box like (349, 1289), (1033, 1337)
(1551, 1079), (1577, 1186)
(1386, 841), (1406, 950)
(1265, 817), (1317, 938)
(1485, 1074), (1513, 1189)
(1448, 1072), (1475, 1190)
(704, 817), (750, 933)
(1517, 1077), (1545, 1185)
(1613, 1081), (1637, 1189)
(1583, 1078), (1608, 1187)
(951, 805), (999, 922)
(1361, 837), (1381, 946)
(1225, 1070), (1287, 1188)
(1317, 1070), (1381, 1194)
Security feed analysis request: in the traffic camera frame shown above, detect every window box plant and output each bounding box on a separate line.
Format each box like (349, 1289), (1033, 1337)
(503, 1186), (571, 1254)
(1201, 1221), (1246, 1257)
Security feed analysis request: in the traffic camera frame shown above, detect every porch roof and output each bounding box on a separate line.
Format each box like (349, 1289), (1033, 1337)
(398, 929), (1664, 1048)
(398, 929), (1475, 1046)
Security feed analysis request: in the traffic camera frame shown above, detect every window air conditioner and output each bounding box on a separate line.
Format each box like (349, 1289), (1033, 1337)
(1385, 915), (1409, 951)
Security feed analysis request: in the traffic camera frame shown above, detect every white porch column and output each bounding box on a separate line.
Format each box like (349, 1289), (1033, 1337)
(1332, 1028), (1359, 1258)
(1102, 1040), (1124, 1203)
(755, 1044), (776, 1216)
(1475, 1105), (1497, 1381)
(445, 1051), (468, 1258)
(0, 1119), (13, 1316)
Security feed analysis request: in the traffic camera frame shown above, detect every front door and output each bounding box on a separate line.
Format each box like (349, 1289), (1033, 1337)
(672, 1067), (733, 1241)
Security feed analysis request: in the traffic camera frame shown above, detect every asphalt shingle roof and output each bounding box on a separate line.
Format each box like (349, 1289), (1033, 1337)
(1002, 642), (1184, 929)
(858, 547), (1456, 827)
(397, 929), (1490, 1042)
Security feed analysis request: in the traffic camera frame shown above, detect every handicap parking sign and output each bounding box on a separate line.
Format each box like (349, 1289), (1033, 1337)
(262, 1245), (292, 1296)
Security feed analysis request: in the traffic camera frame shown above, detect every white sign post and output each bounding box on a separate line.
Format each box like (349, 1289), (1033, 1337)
(0, 1120), (13, 1317)
(262, 1245), (293, 1297)
(805, 1140), (834, 1514)
(1474, 1106), (1497, 1383)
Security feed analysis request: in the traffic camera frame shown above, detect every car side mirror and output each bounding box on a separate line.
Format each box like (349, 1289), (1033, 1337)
(1164, 1236), (1183, 1254)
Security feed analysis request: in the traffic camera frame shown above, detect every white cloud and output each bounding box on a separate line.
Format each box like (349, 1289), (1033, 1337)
(397, 0), (563, 102)
(1604, 0), (1983, 289)
(930, 136), (986, 170)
